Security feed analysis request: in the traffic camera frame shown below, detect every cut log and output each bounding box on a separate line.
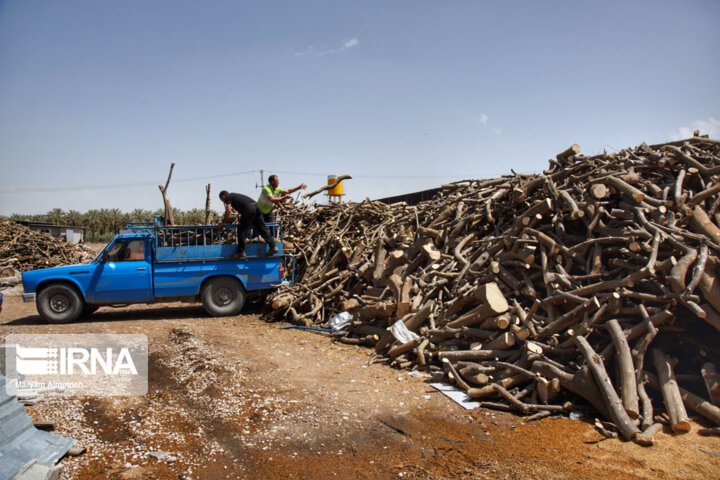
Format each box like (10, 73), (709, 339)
(631, 311), (658, 430)
(606, 319), (640, 419)
(358, 302), (396, 322)
(404, 301), (435, 332)
(575, 336), (639, 440)
(388, 338), (423, 358)
(669, 248), (698, 293)
(634, 423), (664, 447)
(446, 282), (509, 328)
(538, 297), (601, 340)
(303, 174), (352, 199)
(483, 332), (516, 351)
(421, 243), (442, 262)
(646, 372), (720, 426)
(342, 298), (361, 311)
(556, 144), (581, 162)
(590, 183), (609, 200)
(691, 205), (720, 246)
(438, 349), (516, 362)
(372, 237), (388, 287)
(531, 360), (610, 419)
(604, 176), (645, 203)
(698, 258), (720, 315)
(650, 349), (691, 433)
(417, 226), (442, 241)
(442, 358), (471, 391)
(467, 374), (528, 399)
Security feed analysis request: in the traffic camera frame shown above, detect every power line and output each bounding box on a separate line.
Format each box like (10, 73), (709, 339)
(271, 170), (497, 179)
(0, 168), (530, 195)
(0, 170), (259, 194)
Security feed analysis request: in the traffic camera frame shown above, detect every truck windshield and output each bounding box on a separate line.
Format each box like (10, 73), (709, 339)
(105, 238), (146, 262)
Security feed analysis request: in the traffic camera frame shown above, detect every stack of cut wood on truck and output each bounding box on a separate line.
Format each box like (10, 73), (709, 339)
(268, 135), (720, 444)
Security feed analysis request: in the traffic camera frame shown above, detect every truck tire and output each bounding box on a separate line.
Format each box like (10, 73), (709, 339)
(37, 284), (84, 324)
(202, 277), (246, 317)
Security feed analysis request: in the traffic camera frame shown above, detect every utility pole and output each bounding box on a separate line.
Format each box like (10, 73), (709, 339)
(256, 169), (265, 190)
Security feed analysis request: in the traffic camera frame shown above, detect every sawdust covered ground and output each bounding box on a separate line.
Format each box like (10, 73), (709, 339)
(2, 296), (720, 479)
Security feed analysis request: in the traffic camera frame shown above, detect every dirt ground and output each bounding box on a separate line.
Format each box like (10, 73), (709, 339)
(2, 295), (720, 480)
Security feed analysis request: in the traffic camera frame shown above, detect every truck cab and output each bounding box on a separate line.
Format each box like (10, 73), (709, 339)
(22, 217), (294, 324)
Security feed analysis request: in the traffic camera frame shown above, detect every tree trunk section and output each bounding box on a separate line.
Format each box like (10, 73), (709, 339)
(158, 162), (175, 226)
(650, 349), (690, 433)
(575, 336), (639, 440)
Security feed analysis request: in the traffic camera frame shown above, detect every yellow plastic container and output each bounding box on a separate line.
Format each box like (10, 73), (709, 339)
(327, 175), (344, 196)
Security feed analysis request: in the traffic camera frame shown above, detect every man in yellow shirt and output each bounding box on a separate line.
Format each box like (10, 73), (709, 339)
(257, 175), (307, 223)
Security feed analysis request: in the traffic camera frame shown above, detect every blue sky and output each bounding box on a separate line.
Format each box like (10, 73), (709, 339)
(1, 0), (719, 216)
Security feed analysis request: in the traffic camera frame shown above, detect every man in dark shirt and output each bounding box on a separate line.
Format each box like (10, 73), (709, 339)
(217, 190), (277, 258)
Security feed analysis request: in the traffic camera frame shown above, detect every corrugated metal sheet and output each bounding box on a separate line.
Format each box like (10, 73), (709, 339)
(0, 375), (75, 480)
(375, 187), (442, 206)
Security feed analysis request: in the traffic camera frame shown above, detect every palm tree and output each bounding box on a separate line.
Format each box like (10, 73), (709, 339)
(171, 207), (184, 225)
(65, 210), (83, 227)
(84, 210), (101, 242)
(185, 208), (205, 225)
(47, 208), (65, 225)
(108, 208), (124, 235)
(130, 209), (152, 223)
(98, 209), (112, 240)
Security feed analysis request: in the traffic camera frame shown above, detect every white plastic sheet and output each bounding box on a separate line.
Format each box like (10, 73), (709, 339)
(430, 383), (481, 410)
(389, 320), (419, 344)
(329, 312), (353, 333)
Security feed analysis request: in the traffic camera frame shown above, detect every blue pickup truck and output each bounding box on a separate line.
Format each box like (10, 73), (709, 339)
(21, 217), (294, 324)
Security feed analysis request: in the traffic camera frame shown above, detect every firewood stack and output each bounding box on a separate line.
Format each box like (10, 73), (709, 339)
(268, 136), (720, 443)
(0, 219), (95, 278)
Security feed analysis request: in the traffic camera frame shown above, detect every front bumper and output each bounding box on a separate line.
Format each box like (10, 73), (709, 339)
(22, 293), (36, 303)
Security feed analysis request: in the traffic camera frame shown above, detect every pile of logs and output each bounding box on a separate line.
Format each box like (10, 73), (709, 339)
(0, 219), (95, 279)
(268, 136), (720, 444)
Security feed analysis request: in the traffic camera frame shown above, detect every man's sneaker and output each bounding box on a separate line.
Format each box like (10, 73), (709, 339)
(231, 250), (246, 259)
(266, 245), (278, 256)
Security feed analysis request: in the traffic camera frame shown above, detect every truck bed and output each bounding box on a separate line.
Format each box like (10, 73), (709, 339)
(125, 220), (284, 262)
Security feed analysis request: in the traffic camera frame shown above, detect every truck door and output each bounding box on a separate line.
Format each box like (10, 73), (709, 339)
(87, 237), (153, 303)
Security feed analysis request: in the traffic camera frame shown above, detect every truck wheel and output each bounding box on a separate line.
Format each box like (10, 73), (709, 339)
(37, 284), (84, 324)
(202, 277), (246, 317)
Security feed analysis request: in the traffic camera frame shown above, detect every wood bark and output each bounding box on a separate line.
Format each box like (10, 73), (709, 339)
(646, 372), (720, 426)
(575, 336), (639, 440)
(261, 137), (720, 438)
(158, 162), (175, 226)
(303, 175), (353, 199)
(650, 349), (690, 433)
(204, 183), (212, 224)
(606, 319), (640, 419)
